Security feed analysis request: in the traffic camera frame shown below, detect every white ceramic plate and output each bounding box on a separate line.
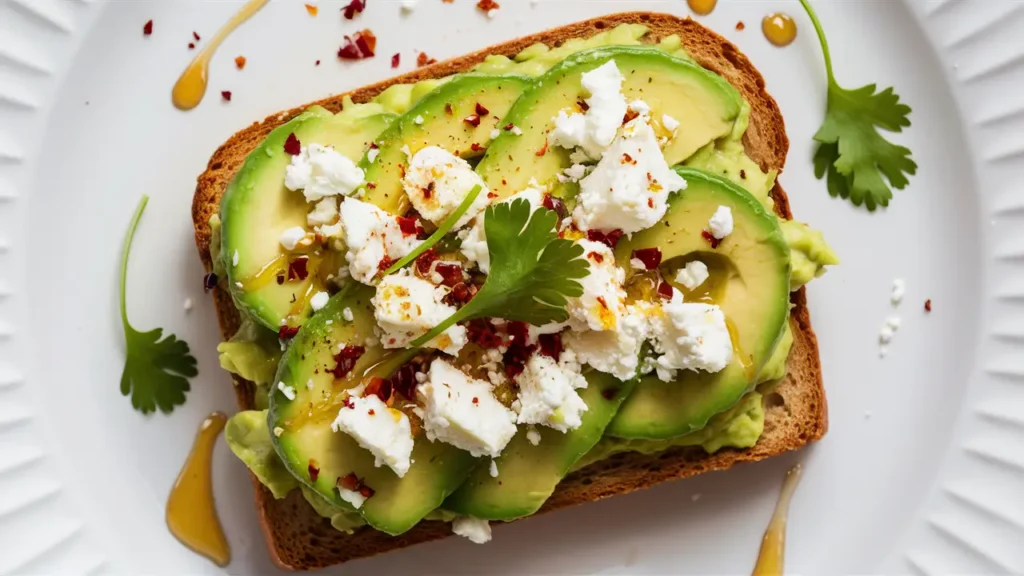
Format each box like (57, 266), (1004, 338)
(2, 0), (1021, 573)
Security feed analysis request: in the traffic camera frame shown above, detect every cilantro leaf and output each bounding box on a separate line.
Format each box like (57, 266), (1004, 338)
(119, 196), (197, 415)
(801, 0), (917, 211)
(410, 199), (589, 347)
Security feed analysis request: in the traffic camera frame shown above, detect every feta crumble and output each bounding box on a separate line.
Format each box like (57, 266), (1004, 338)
(338, 197), (423, 284)
(367, 147), (380, 163)
(891, 279), (905, 306)
(279, 226), (308, 251)
(331, 394), (415, 477)
(489, 460), (499, 478)
(879, 315), (901, 357)
(452, 516), (492, 544)
(183, 298), (193, 312)
(417, 359), (517, 458)
(565, 239), (627, 331)
(402, 146), (490, 228)
(675, 260), (709, 291)
(372, 270), (467, 355)
(661, 113), (680, 133)
(284, 143), (365, 202)
(708, 206), (734, 240)
(307, 197), (339, 227)
(338, 486), (368, 509)
(343, 307), (355, 322)
(564, 303), (651, 381)
(515, 350), (589, 432)
(526, 426), (542, 446)
(277, 381), (297, 401)
(232, 250), (239, 267)
(459, 185), (546, 273)
(650, 292), (733, 380)
(310, 290), (329, 311)
(549, 61), (628, 160)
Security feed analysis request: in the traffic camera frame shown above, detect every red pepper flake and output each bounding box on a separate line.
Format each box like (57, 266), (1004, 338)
(220, 90), (232, 102)
(367, 408), (376, 416)
(315, 59), (321, 66)
(363, 377), (393, 403)
(924, 299), (932, 312)
(542, 194), (568, 220)
(623, 109), (640, 125)
(332, 345), (367, 379)
(391, 53), (401, 68)
(203, 272), (218, 292)
(415, 248), (440, 276)
(621, 153), (636, 165)
(305, 3), (319, 16)
(417, 52), (437, 67)
(463, 114), (481, 127)
(355, 29), (376, 56)
(632, 247), (662, 270)
(476, 0), (500, 12)
(338, 472), (374, 499)
(475, 102), (490, 116)
(538, 333), (563, 360)
(397, 216), (421, 236)
(503, 123), (514, 131)
(235, 55), (247, 69)
(377, 256), (395, 273)
(472, 397), (479, 404)
(359, 484), (375, 498)
(287, 256), (310, 281)
(188, 42), (196, 50)
(343, 396), (355, 409)
(588, 251), (604, 264)
(342, 0), (365, 19)
(576, 98), (590, 112)
(586, 229), (624, 249)
(143, 20), (153, 36)
(308, 460), (320, 482)
(657, 281), (674, 300)
(701, 229), (722, 249)
(602, 387), (619, 400)
(284, 133), (302, 155)
(467, 319), (503, 349)
(536, 141), (549, 157)
(470, 143), (485, 152)
(434, 262), (464, 287)
(193, 31), (201, 41)
(387, 362), (420, 400)
(647, 198), (655, 209)
(446, 282), (475, 305)
(278, 325), (301, 340)
(503, 321), (536, 379)
(444, 103), (454, 116)
(338, 29), (376, 60)
(736, 21), (746, 31)
(276, 274), (285, 285)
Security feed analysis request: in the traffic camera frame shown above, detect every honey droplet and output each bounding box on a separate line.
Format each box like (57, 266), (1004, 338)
(687, 0), (717, 16)
(762, 13), (797, 47)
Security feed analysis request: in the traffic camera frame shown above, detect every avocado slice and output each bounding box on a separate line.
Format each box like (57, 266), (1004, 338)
(221, 108), (395, 331)
(475, 46), (742, 200)
(442, 371), (635, 520)
(361, 74), (532, 215)
(606, 167), (790, 439)
(268, 283), (476, 535)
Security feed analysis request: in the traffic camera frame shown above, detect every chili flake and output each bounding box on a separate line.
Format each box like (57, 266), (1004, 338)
(235, 55), (247, 69)
(417, 52), (437, 67)
(538, 333), (563, 360)
(434, 262), (464, 287)
(701, 229), (722, 249)
(220, 90), (232, 102)
(284, 133), (302, 155)
(193, 31), (201, 41)
(535, 141), (548, 157)
(736, 21), (746, 31)
(278, 325), (300, 340)
(397, 216), (421, 236)
(143, 20), (153, 36)
(467, 319), (503, 349)
(657, 281), (674, 299)
(586, 228), (624, 249)
(475, 102), (490, 116)
(332, 345), (367, 379)
(541, 194), (568, 220)
(308, 460), (320, 482)
(363, 377), (393, 403)
(463, 114), (481, 127)
(623, 109), (640, 125)
(338, 29), (376, 60)
(470, 142), (485, 152)
(391, 53), (401, 68)
(342, 0), (365, 19)
(287, 256), (310, 280)
(924, 299), (932, 312)
(305, 3), (319, 16)
(476, 0), (500, 13)
(632, 247), (662, 270)
(415, 248), (440, 276)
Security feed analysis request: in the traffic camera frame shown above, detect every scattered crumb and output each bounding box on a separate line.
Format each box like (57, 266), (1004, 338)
(891, 278), (905, 306)
(736, 21), (745, 31)
(864, 411), (873, 420)
(188, 42), (195, 50)
(691, 493), (702, 502)
(235, 55), (247, 69)
(391, 53), (400, 68)
(143, 19), (153, 36)
(305, 3), (318, 16)
(273, 426), (284, 437)
(192, 31), (201, 41)
(315, 59), (321, 66)
(417, 52), (437, 67)
(477, 0), (500, 13)
(924, 299), (932, 312)
(489, 460), (499, 477)
(183, 298), (193, 312)
(221, 90), (232, 102)
(400, 0), (418, 11)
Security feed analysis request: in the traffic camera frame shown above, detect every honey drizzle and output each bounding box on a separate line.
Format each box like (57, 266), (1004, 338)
(751, 464), (803, 576)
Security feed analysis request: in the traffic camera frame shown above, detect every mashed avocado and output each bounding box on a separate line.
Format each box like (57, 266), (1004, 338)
(300, 486), (367, 533)
(217, 320), (281, 409)
(225, 410), (298, 498)
(782, 219), (840, 289)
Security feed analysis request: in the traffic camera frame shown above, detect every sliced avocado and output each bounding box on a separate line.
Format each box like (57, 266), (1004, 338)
(476, 46), (742, 200)
(606, 167), (790, 439)
(269, 284), (476, 535)
(221, 108), (395, 330)
(361, 74), (532, 215)
(443, 371), (634, 520)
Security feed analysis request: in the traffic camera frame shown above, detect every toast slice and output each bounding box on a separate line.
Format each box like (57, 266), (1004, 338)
(191, 12), (827, 570)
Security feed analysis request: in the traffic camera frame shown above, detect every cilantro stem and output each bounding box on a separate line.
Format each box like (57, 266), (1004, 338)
(120, 195), (149, 329)
(798, 0), (835, 86)
(377, 184), (483, 280)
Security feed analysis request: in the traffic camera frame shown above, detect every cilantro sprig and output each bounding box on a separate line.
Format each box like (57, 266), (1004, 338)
(411, 199), (589, 347)
(119, 196), (197, 414)
(801, 0), (917, 211)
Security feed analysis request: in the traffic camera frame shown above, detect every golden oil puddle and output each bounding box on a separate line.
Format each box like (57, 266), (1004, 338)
(762, 13), (798, 47)
(687, 0), (718, 16)
(166, 412), (231, 567)
(751, 464), (803, 575)
(171, 0), (269, 110)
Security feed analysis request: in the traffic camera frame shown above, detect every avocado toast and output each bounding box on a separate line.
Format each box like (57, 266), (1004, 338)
(192, 13), (836, 570)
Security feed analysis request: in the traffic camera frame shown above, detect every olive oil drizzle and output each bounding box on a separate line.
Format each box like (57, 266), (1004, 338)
(166, 413), (231, 567)
(752, 464), (803, 575)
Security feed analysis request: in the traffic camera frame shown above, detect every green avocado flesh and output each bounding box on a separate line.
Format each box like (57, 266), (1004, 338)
(476, 46), (742, 200)
(361, 74), (531, 215)
(268, 284), (476, 535)
(443, 371), (635, 520)
(220, 108), (395, 331)
(606, 167), (791, 439)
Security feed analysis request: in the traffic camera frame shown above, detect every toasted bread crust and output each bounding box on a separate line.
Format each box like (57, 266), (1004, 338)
(191, 12), (825, 570)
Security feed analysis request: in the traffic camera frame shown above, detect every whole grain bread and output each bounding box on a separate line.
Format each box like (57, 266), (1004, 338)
(191, 12), (827, 570)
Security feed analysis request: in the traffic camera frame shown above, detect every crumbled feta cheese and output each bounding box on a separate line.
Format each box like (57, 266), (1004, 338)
(526, 426), (542, 446)
(343, 307), (354, 322)
(414, 115), (424, 125)
(337, 486), (367, 509)
(331, 394), (414, 477)
(367, 148), (380, 163)
(650, 293), (733, 380)
(662, 113), (680, 133)
(277, 381), (297, 401)
(489, 460), (499, 478)
(400, 0), (418, 11)
(510, 125), (523, 136)
(549, 61), (627, 160)
(459, 185), (546, 273)
(417, 359), (517, 458)
(372, 270), (467, 354)
(487, 8), (499, 18)
(515, 350), (589, 432)
(306, 379), (315, 390)
(183, 298), (193, 312)
(708, 206), (734, 240)
(571, 115), (688, 234)
(452, 516), (492, 544)
(338, 197), (423, 284)
(564, 303), (651, 381)
(273, 426), (284, 437)
(307, 198), (339, 227)
(565, 239), (627, 331)
(284, 143), (365, 202)
(558, 163), (588, 184)
(490, 129), (501, 140)
(675, 260), (709, 291)
(401, 144), (412, 158)
(879, 316), (901, 346)
(279, 226), (308, 251)
(310, 291), (329, 311)
(630, 258), (646, 270)
(891, 279), (905, 306)
(232, 250), (239, 267)
(402, 146), (490, 228)
(628, 99), (651, 114)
